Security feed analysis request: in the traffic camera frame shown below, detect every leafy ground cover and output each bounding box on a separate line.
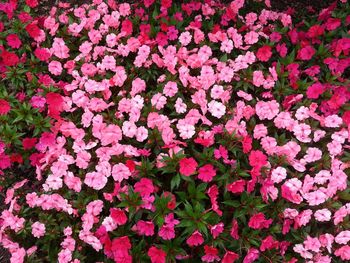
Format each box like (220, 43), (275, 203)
(0, 0), (350, 262)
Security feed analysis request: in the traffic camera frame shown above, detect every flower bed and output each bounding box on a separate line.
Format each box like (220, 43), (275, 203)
(1, 0), (350, 262)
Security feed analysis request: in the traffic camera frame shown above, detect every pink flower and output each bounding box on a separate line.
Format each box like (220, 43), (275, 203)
(134, 178), (154, 196)
(304, 235), (321, 252)
(148, 246), (166, 263)
(245, 31), (259, 45)
(255, 100), (280, 120)
(48, 61), (63, 76)
(271, 167), (287, 184)
(314, 209), (331, 222)
(179, 157), (198, 176)
(32, 222), (46, 238)
(243, 248), (259, 263)
(186, 231), (204, 247)
(335, 245), (350, 260)
(198, 164), (216, 182)
(122, 121), (137, 138)
(208, 100), (226, 118)
(84, 172), (107, 190)
(179, 31), (192, 46)
(176, 121), (195, 139)
(112, 163), (131, 182)
(163, 81), (178, 97)
(335, 231), (350, 245)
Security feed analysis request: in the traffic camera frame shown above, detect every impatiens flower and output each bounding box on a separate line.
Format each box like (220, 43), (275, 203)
(31, 222), (46, 238)
(112, 163), (131, 182)
(148, 246), (166, 263)
(243, 248), (259, 263)
(271, 167), (287, 184)
(249, 150), (267, 168)
(248, 213), (272, 229)
(256, 45), (272, 62)
(0, 99), (11, 115)
(48, 60), (63, 76)
(307, 82), (325, 99)
(335, 245), (350, 260)
(201, 245), (220, 263)
(198, 164), (216, 182)
(208, 100), (226, 118)
(222, 251), (239, 263)
(227, 180), (246, 194)
(1, 50), (19, 66)
(186, 231), (204, 247)
(134, 220), (154, 236)
(297, 45), (316, 61)
(6, 34), (21, 49)
(110, 208), (127, 226)
(255, 100), (280, 120)
(179, 157), (198, 176)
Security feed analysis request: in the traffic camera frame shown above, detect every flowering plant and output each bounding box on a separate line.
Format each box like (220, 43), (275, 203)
(1, 0), (350, 263)
(0, 0), (57, 187)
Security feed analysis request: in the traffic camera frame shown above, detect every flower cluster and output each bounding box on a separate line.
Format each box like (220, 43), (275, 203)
(1, 0), (350, 263)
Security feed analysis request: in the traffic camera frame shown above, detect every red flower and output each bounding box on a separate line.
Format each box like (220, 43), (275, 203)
(179, 157), (198, 176)
(163, 192), (176, 210)
(148, 246), (166, 263)
(222, 251), (239, 263)
(46, 92), (64, 119)
(22, 138), (37, 150)
(10, 153), (23, 164)
(0, 99), (11, 115)
(342, 111), (350, 126)
(25, 23), (41, 39)
(1, 51), (19, 66)
(6, 34), (21, 49)
(25, 0), (38, 8)
(242, 135), (252, 153)
(256, 45), (272, 62)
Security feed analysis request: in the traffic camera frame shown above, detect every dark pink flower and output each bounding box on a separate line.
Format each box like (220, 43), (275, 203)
(256, 45), (272, 62)
(0, 99), (10, 115)
(110, 208), (127, 225)
(248, 213), (272, 230)
(6, 34), (21, 49)
(198, 164), (216, 182)
(179, 157), (198, 176)
(186, 230), (204, 247)
(148, 246), (166, 263)
(297, 45), (316, 61)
